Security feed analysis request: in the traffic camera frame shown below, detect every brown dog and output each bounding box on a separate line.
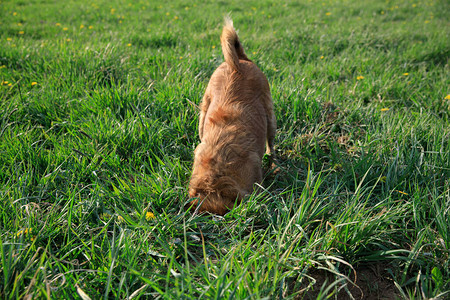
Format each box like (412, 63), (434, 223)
(188, 18), (276, 215)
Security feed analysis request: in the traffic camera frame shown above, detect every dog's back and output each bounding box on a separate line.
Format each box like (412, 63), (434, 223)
(188, 18), (276, 215)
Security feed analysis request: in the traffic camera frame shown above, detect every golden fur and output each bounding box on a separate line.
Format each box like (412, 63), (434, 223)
(188, 18), (276, 215)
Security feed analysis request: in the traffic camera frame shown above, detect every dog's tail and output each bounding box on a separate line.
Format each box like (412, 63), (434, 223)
(220, 17), (250, 71)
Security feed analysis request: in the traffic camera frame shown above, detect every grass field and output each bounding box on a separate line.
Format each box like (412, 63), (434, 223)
(1, 0), (449, 298)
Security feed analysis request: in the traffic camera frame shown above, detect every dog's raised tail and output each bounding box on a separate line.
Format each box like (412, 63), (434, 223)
(220, 17), (250, 71)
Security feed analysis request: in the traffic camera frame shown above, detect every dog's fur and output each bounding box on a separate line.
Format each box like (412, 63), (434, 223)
(188, 18), (276, 215)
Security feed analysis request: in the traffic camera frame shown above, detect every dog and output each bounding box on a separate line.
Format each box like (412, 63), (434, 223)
(187, 18), (276, 215)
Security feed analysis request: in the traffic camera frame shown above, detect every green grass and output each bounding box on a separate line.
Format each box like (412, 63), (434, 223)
(1, 0), (449, 298)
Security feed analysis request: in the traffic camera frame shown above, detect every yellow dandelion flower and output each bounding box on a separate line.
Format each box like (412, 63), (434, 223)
(424, 20), (430, 24)
(0, 65), (6, 69)
(88, 25), (93, 29)
(381, 108), (390, 112)
(403, 73), (409, 76)
(16, 228), (32, 237)
(185, 6), (189, 10)
(212, 45), (215, 49)
(8, 83), (12, 86)
(119, 20), (122, 24)
(2, 81), (9, 84)
(7, 38), (12, 41)
(63, 27), (68, 31)
(13, 12), (17, 16)
(19, 31), (24, 35)
(444, 95), (450, 100)
(56, 23), (61, 26)
(127, 43), (131, 47)
(66, 39), (71, 42)
(174, 16), (179, 20)
(356, 76), (364, 80)
(111, 8), (116, 14)
(18, 23), (22, 26)
(166, 12), (170, 16)
(80, 24), (85, 29)
(412, 4), (417, 8)
(320, 55), (324, 59)
(325, 12), (332, 16)
(146, 212), (155, 221)
(253, 51), (257, 55)
(179, 56), (183, 59)
(31, 82), (37, 86)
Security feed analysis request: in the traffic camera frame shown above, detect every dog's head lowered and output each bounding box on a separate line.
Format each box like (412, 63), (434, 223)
(187, 145), (245, 215)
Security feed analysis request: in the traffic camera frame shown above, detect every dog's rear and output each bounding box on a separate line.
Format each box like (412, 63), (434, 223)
(188, 18), (276, 215)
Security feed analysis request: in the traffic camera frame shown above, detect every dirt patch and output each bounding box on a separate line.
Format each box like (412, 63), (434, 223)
(290, 263), (400, 299)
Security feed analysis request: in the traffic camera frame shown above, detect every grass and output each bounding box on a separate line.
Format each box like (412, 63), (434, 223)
(1, 0), (449, 298)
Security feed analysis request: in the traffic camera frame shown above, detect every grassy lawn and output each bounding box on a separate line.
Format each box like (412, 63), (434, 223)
(1, 0), (449, 298)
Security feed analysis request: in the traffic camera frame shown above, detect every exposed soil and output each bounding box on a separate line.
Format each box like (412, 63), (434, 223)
(291, 263), (401, 300)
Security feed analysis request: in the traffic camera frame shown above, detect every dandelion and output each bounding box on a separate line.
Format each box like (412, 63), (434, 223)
(19, 31), (24, 35)
(18, 23), (22, 26)
(381, 108), (390, 112)
(66, 39), (71, 42)
(179, 56), (183, 59)
(444, 95), (450, 100)
(127, 43), (131, 47)
(2, 81), (9, 85)
(403, 73), (409, 76)
(80, 24), (85, 29)
(31, 82), (37, 86)
(412, 4), (417, 7)
(111, 8), (116, 14)
(174, 16), (179, 20)
(146, 212), (155, 221)
(185, 6), (189, 10)
(425, 20), (430, 24)
(17, 228), (32, 237)
(13, 12), (17, 16)
(56, 23), (61, 26)
(212, 45), (215, 49)
(7, 38), (12, 41)
(320, 55), (324, 59)
(325, 12), (332, 16)
(63, 27), (68, 31)
(381, 11), (385, 15)
(356, 76), (364, 80)
(88, 25), (93, 29)
(252, 51), (257, 55)
(0, 65), (6, 69)
(166, 12), (170, 16)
